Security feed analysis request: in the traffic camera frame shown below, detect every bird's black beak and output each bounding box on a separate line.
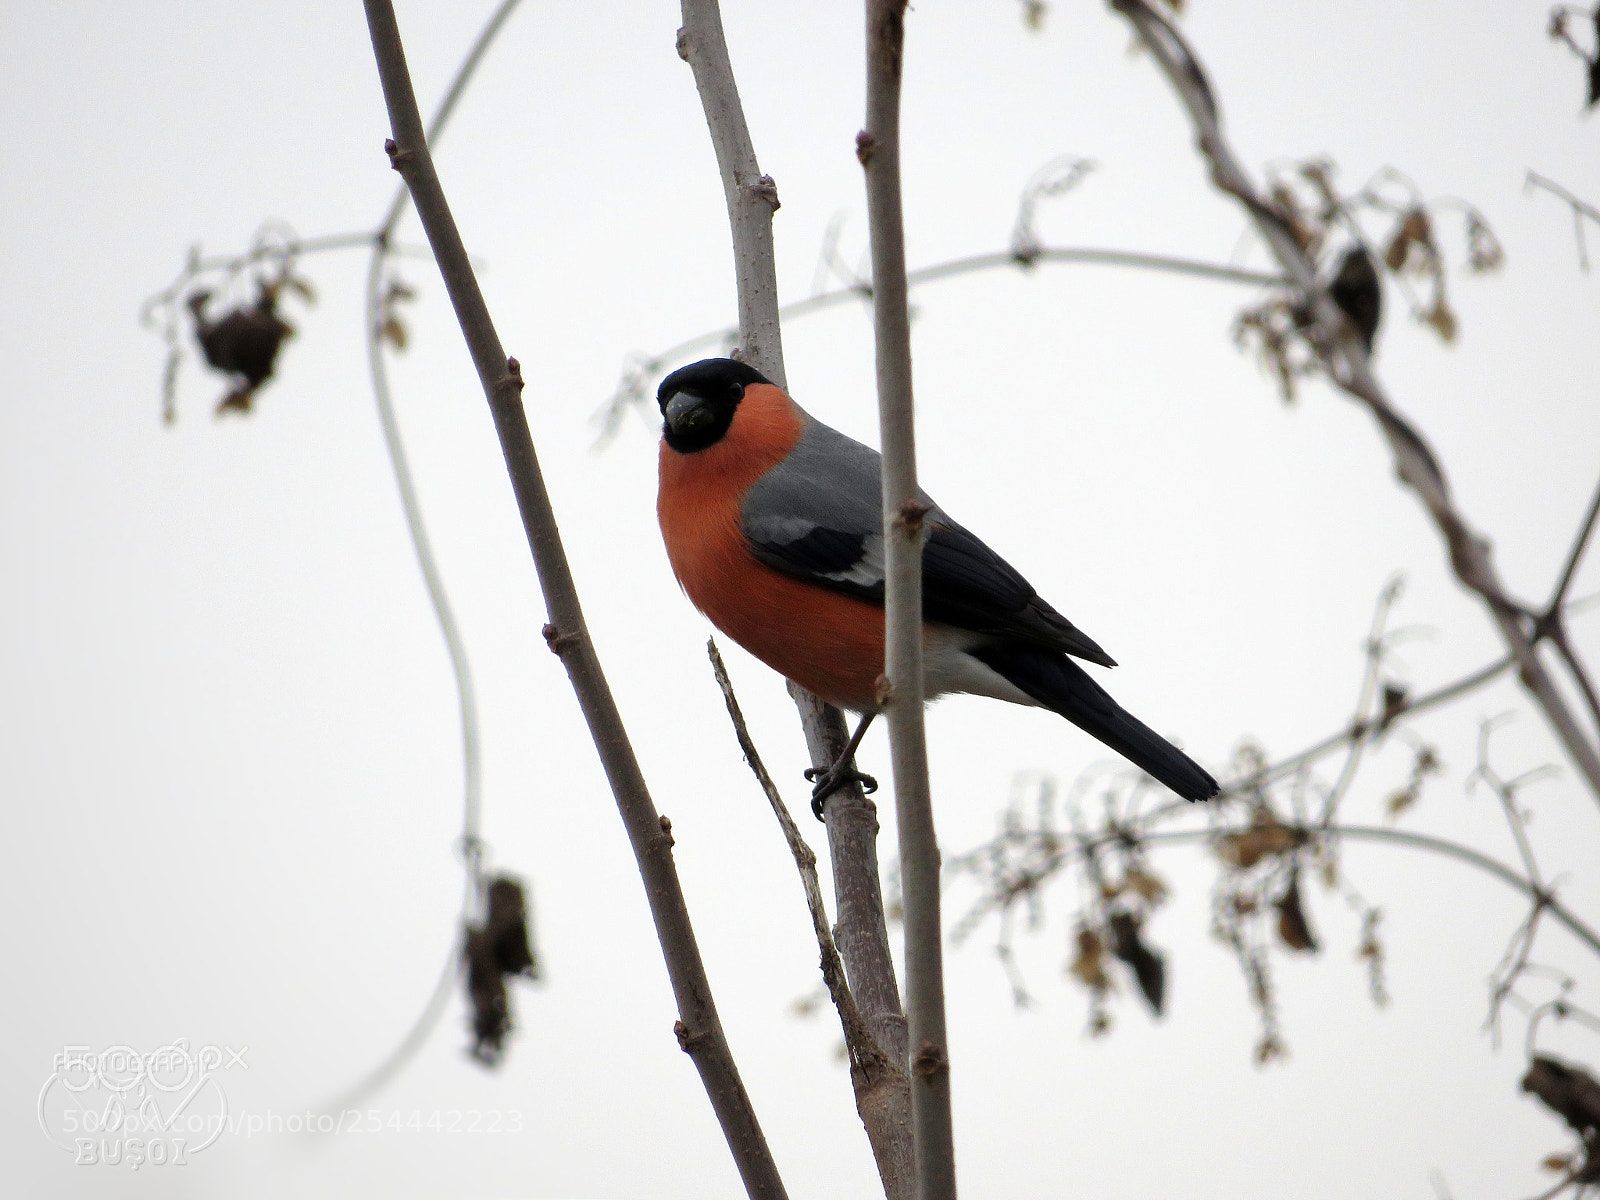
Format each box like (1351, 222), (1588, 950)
(662, 390), (713, 436)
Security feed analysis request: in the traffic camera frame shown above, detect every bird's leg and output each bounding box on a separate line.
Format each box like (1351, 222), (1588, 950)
(804, 712), (878, 820)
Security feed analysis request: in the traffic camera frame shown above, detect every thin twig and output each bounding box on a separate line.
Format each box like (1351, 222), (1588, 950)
(1526, 997), (1600, 1059)
(1527, 171), (1600, 272)
(861, 3), (956, 1196)
(707, 642), (901, 1092)
(1319, 576), (1404, 830)
(361, 5), (785, 1195)
(1112, 0), (1600, 808)
(1547, 472), (1600, 612)
(1248, 655), (1513, 793)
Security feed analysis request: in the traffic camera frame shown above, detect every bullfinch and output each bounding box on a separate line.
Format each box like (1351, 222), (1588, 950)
(655, 357), (1218, 813)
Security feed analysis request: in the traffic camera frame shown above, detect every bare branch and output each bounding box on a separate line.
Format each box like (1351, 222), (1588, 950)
(677, 1), (913, 1191)
(861, 2), (956, 1195)
(360, 4), (785, 1195)
(596, 245), (1282, 443)
(1111, 0), (1600, 807)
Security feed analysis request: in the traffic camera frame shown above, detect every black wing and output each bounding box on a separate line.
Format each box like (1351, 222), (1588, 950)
(741, 418), (1114, 667)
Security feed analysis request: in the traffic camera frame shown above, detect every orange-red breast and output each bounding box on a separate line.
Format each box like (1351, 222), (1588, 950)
(656, 357), (1217, 803)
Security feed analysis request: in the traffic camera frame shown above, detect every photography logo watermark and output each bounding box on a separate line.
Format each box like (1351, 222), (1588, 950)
(38, 1041), (247, 1169)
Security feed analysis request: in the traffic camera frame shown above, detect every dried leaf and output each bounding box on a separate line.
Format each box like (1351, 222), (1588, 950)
(1271, 183), (1317, 252)
(1274, 870), (1319, 953)
(188, 280), (295, 418)
(1523, 1056), (1600, 1138)
(1255, 1034), (1285, 1065)
(1218, 816), (1296, 870)
(1123, 868), (1169, 906)
(1385, 208), (1432, 273)
(1422, 297), (1458, 343)
(1299, 159), (1340, 221)
(1379, 681), (1409, 730)
(1386, 787), (1417, 819)
(283, 274), (317, 303)
(1109, 912), (1166, 1015)
(1069, 927), (1110, 990)
(1465, 212), (1505, 273)
(463, 875), (540, 1066)
(1329, 246), (1381, 353)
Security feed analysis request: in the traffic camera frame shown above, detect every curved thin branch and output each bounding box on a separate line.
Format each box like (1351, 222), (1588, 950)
(597, 246), (1282, 441)
(362, 5), (786, 1196)
(319, 0), (522, 1113)
(862, 4), (956, 1197)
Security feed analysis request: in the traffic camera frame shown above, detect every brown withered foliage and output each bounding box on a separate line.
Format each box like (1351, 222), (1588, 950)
(1233, 159), (1502, 399)
(1274, 868), (1319, 954)
(1108, 911), (1167, 1015)
(463, 876), (540, 1066)
(377, 277), (417, 351)
(1385, 744), (1442, 820)
(1328, 245), (1382, 354)
(1216, 810), (1303, 870)
(187, 278), (298, 417)
(1522, 1054), (1600, 1184)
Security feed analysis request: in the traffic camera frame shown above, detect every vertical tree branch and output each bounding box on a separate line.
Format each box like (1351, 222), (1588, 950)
(1111, 0), (1600, 808)
(676, 1), (783, 384)
(360, 5), (786, 1196)
(678, 2), (915, 1194)
(860, 3), (957, 1198)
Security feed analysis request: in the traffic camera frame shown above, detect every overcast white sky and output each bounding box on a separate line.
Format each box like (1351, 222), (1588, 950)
(5, 1), (1600, 1197)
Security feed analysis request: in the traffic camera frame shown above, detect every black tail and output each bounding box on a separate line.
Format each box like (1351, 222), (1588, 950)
(973, 644), (1218, 801)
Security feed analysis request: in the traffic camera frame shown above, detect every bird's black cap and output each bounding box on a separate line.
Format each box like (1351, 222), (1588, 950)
(656, 358), (772, 409)
(657, 358), (773, 453)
